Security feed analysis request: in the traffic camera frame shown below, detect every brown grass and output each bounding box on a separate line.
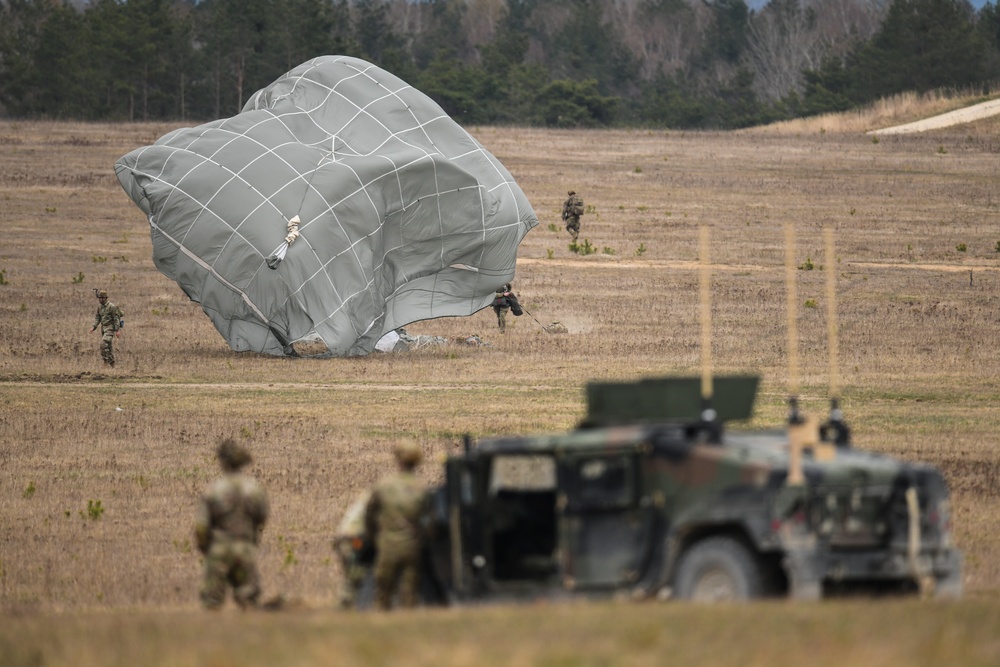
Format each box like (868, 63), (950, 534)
(2, 105), (1000, 665)
(748, 87), (1000, 135)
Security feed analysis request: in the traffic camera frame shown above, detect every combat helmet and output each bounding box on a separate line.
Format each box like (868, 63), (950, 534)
(567, 190), (576, 196)
(394, 439), (423, 468)
(217, 438), (252, 470)
(97, 290), (108, 298)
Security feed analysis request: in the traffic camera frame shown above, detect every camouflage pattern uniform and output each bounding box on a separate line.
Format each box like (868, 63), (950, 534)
(561, 190), (584, 242)
(365, 440), (428, 610)
(195, 439), (269, 610)
(333, 489), (373, 609)
(90, 290), (123, 367)
(492, 284), (512, 333)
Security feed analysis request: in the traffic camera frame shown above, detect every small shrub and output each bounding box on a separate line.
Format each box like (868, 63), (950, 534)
(275, 536), (299, 569)
(937, 145), (948, 155)
(71, 272), (85, 284)
(547, 223), (558, 232)
(111, 233), (129, 244)
(956, 243), (967, 253)
(849, 208), (856, 216)
(585, 205), (596, 214)
(85, 499), (104, 521)
(546, 248), (554, 259)
(804, 299), (818, 309)
(637, 205), (648, 212)
(23, 481), (36, 499)
(570, 239), (596, 256)
(633, 166), (643, 173)
(871, 136), (880, 144)
(0, 269), (7, 285)
(994, 241), (1000, 253)
(602, 247), (615, 255)
(798, 257), (815, 271)
(92, 256), (106, 263)
(19, 304), (26, 312)
(635, 243), (647, 257)
(45, 206), (56, 213)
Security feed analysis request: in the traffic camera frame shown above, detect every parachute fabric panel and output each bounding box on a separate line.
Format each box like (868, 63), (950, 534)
(114, 56), (538, 356)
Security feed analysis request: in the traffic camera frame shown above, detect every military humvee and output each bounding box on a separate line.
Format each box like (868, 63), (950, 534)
(420, 376), (962, 603)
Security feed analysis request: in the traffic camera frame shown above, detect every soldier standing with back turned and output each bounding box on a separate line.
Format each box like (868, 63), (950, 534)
(90, 289), (123, 367)
(365, 440), (429, 610)
(194, 439), (269, 610)
(561, 190), (585, 242)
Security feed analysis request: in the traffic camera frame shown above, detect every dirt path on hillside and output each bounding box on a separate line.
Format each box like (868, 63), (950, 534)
(869, 98), (1000, 135)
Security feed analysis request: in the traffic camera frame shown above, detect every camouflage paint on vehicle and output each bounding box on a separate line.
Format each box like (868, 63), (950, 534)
(419, 376), (962, 604)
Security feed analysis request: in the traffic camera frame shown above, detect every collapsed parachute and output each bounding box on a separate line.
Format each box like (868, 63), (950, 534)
(114, 56), (537, 356)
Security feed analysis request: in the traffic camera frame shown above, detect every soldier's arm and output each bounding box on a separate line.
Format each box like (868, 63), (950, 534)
(364, 489), (381, 540)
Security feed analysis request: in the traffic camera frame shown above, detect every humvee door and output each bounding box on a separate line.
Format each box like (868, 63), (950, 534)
(556, 453), (657, 590)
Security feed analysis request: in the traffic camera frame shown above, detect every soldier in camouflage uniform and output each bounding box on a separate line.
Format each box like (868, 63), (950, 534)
(90, 289), (123, 367)
(492, 283), (514, 333)
(194, 439), (269, 610)
(364, 440), (429, 610)
(561, 190), (584, 242)
(333, 489), (373, 609)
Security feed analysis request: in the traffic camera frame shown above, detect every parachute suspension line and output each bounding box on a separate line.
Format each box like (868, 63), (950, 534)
(784, 223), (802, 425)
(266, 152), (327, 270)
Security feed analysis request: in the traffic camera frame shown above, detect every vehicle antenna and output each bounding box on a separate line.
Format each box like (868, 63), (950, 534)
(698, 225), (720, 442)
(822, 226), (851, 446)
(784, 223), (802, 426)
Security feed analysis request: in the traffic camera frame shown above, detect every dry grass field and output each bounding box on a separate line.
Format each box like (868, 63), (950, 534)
(1, 95), (1000, 665)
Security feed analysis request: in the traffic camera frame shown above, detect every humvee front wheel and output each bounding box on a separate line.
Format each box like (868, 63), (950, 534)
(674, 537), (763, 602)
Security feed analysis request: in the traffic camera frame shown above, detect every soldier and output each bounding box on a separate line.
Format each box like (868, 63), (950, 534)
(364, 440), (429, 610)
(492, 283), (517, 333)
(332, 489), (374, 609)
(194, 439), (269, 610)
(90, 289), (123, 367)
(561, 190), (585, 242)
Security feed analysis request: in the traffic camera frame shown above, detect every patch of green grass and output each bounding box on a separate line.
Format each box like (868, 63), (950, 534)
(83, 499), (104, 521)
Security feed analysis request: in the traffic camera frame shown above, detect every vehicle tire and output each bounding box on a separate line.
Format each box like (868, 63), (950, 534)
(673, 537), (764, 602)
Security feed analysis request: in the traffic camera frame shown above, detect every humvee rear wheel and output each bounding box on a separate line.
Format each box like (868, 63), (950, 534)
(674, 537), (763, 602)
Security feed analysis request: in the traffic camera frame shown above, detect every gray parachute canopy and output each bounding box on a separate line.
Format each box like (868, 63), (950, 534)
(114, 56), (537, 356)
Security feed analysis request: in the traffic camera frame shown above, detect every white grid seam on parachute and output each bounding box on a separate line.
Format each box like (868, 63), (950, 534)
(147, 215), (269, 324)
(130, 56), (530, 347)
(259, 62), (513, 317)
(132, 116), (517, 335)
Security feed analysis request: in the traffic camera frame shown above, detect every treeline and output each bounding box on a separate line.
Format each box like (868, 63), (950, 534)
(1, 0), (999, 129)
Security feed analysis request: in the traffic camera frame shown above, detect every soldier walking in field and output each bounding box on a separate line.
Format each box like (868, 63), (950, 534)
(195, 439), (269, 610)
(364, 440), (429, 610)
(90, 289), (123, 367)
(561, 190), (585, 242)
(491, 283), (522, 333)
